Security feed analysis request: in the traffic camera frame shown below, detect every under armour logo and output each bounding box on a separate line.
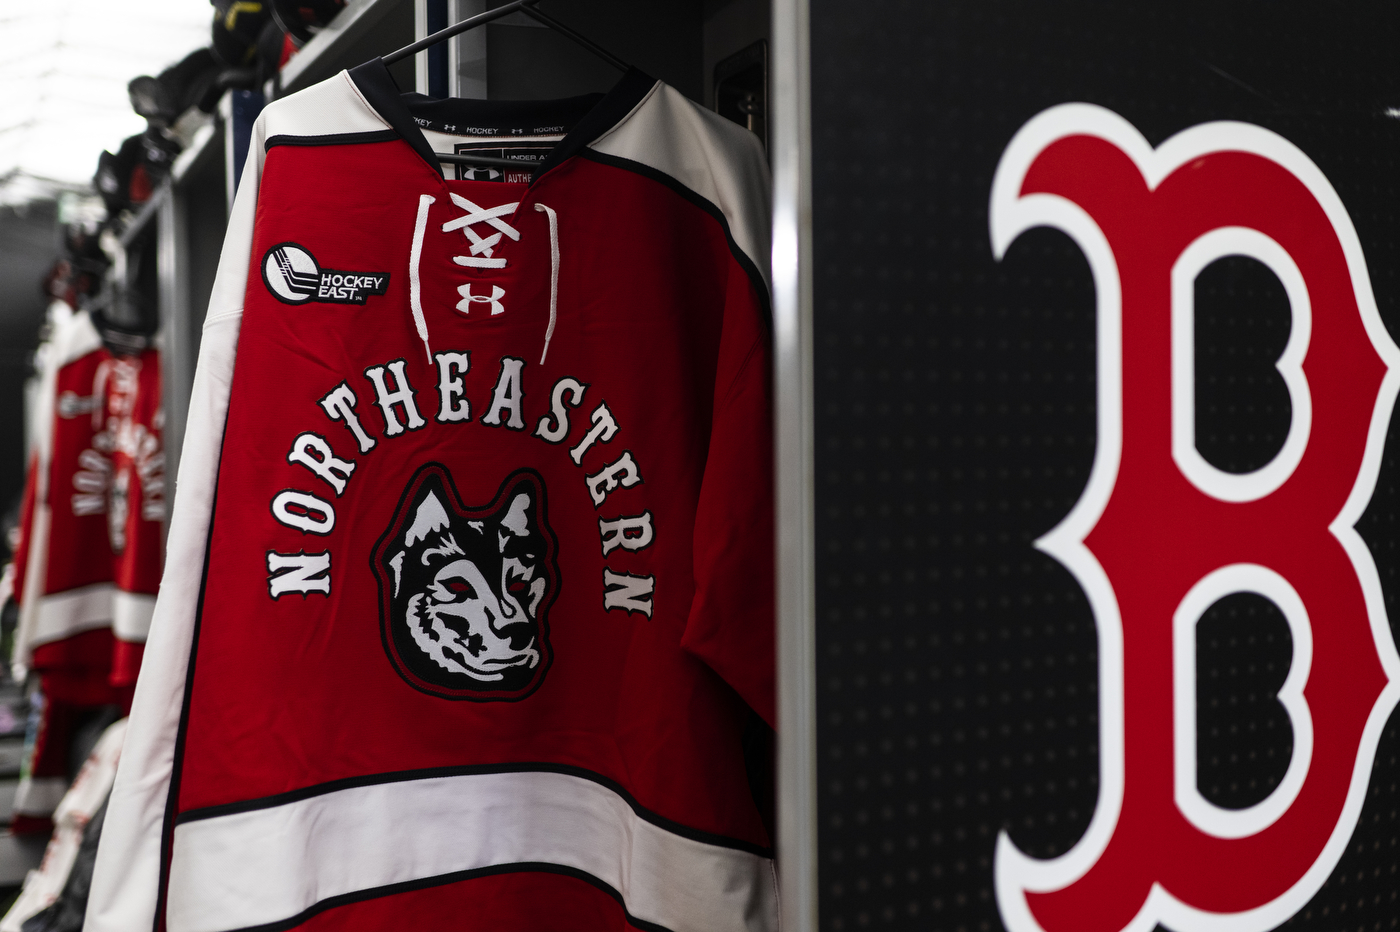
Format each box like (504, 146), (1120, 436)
(457, 283), (505, 316)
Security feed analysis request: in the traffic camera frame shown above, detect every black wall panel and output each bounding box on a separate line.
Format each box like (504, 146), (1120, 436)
(809, 3), (1400, 930)
(0, 201), (56, 512)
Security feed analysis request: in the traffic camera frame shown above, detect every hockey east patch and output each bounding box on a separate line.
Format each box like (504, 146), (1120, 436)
(371, 464), (559, 701)
(261, 242), (390, 305)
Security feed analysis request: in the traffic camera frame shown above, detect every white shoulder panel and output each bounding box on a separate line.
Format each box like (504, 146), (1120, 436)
(262, 70), (391, 140)
(31, 308), (102, 471)
(50, 309), (103, 369)
(589, 83), (772, 292)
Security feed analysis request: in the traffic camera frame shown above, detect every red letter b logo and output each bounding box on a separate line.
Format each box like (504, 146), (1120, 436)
(991, 105), (1400, 932)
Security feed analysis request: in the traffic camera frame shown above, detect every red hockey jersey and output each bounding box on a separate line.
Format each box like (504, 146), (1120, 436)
(89, 63), (775, 932)
(11, 311), (164, 828)
(13, 310), (163, 696)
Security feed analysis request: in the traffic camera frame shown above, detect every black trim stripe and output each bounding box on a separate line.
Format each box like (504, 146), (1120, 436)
(399, 88), (604, 139)
(344, 57), (656, 183)
(265, 130), (399, 151)
(175, 760), (773, 859)
(576, 148), (772, 330)
(222, 862), (674, 932)
(346, 59), (440, 171)
(531, 69), (657, 181)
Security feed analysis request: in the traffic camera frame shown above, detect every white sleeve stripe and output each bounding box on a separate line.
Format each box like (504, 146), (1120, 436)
(113, 590), (157, 642)
(167, 769), (777, 932)
(176, 762), (772, 857)
(26, 582), (115, 647)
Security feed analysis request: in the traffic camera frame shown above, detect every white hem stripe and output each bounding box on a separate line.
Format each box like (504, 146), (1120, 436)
(167, 769), (777, 932)
(112, 590), (156, 642)
(30, 582), (116, 647)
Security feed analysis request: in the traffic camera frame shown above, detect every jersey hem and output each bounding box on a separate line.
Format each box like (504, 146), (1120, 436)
(175, 760), (773, 858)
(220, 862), (674, 932)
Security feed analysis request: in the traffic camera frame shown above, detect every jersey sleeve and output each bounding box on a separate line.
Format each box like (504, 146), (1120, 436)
(87, 67), (397, 932)
(680, 260), (775, 727)
(84, 105), (264, 932)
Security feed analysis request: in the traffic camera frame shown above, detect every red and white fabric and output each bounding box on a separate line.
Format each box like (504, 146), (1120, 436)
(89, 62), (774, 932)
(11, 312), (164, 831)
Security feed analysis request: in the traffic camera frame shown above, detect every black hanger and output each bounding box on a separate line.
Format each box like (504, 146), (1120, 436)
(380, 0), (632, 172)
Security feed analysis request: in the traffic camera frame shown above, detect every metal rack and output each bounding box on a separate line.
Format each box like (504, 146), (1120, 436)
(141, 0), (416, 486)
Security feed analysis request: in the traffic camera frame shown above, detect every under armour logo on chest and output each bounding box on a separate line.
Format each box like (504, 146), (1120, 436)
(406, 192), (562, 367)
(457, 283), (505, 316)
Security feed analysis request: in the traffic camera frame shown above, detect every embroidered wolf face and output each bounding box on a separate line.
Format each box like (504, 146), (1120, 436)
(372, 465), (558, 700)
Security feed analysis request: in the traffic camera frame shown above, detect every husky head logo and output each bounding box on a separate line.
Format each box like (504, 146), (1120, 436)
(371, 465), (558, 701)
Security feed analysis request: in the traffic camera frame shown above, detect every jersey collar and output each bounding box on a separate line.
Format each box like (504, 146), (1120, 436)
(346, 58), (657, 183)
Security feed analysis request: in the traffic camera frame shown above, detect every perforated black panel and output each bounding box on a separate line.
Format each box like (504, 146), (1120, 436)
(809, 2), (1400, 930)
(1196, 593), (1292, 810)
(1195, 258), (1292, 475)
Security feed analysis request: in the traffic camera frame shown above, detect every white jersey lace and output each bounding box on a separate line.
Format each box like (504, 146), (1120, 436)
(443, 193), (520, 268)
(407, 192), (561, 366)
